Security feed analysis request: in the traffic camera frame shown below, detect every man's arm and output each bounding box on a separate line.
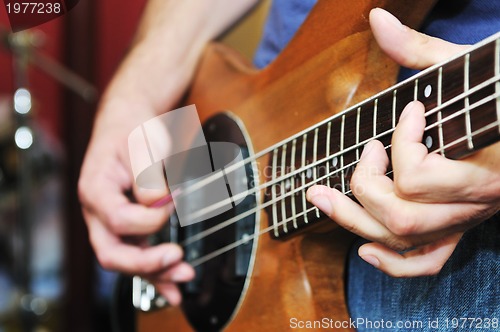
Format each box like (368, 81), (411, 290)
(78, 0), (259, 305)
(307, 8), (500, 278)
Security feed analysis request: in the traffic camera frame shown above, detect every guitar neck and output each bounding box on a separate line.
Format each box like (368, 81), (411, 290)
(265, 32), (500, 239)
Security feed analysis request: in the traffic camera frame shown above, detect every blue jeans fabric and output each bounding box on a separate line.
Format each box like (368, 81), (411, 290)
(347, 215), (500, 331)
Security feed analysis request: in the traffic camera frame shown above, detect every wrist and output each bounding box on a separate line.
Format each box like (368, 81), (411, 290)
(101, 41), (189, 117)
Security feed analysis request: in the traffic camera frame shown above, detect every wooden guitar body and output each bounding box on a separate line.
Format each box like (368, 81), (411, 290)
(138, 1), (437, 330)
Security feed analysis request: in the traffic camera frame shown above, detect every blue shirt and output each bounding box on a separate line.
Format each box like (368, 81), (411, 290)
(254, 0), (500, 73)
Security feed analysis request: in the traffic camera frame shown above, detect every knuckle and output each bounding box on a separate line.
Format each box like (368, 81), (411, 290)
(387, 220), (416, 237)
(384, 237), (413, 252)
(134, 258), (155, 275)
(341, 221), (360, 236)
(350, 172), (365, 198)
(394, 173), (422, 198)
(95, 250), (115, 270)
(105, 211), (125, 234)
(385, 208), (417, 237)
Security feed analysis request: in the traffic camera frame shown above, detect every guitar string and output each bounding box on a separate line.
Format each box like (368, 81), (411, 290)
(174, 73), (500, 225)
(181, 85), (500, 245)
(188, 116), (500, 267)
(188, 122), (500, 266)
(180, 86), (500, 245)
(176, 34), (500, 267)
(171, 65), (500, 205)
(169, 37), (500, 237)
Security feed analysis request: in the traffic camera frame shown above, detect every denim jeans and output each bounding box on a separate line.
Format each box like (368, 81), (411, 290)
(347, 215), (500, 331)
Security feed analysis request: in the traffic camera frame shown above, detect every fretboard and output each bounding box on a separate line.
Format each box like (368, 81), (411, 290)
(265, 32), (500, 239)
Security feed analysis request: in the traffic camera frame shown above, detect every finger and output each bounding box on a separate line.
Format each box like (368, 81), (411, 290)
(81, 177), (171, 236)
(306, 185), (413, 251)
(132, 177), (171, 206)
(106, 202), (171, 235)
(351, 139), (393, 199)
(150, 262), (195, 283)
(391, 101), (494, 203)
(87, 214), (184, 275)
(307, 183), (475, 248)
(353, 135), (488, 235)
(349, 139), (404, 231)
(83, 199), (170, 235)
(80, 157), (170, 235)
(146, 262), (195, 306)
(134, 186), (170, 205)
(155, 282), (182, 306)
(391, 100), (439, 201)
(358, 233), (462, 277)
(369, 8), (469, 69)
(461, 142), (500, 202)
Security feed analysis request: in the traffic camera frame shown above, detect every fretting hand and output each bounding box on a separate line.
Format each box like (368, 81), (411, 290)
(307, 8), (500, 277)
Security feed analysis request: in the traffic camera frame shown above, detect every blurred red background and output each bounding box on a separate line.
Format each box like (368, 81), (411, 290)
(1, 1), (148, 331)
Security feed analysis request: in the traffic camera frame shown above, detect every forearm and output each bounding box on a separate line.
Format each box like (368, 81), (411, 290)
(98, 0), (259, 122)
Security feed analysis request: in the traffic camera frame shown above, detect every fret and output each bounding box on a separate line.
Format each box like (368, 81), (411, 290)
(313, 128), (320, 218)
(340, 114), (346, 193)
(414, 79), (419, 101)
(437, 66), (445, 156)
(326, 121), (332, 187)
(496, 38), (500, 133)
(373, 99), (378, 137)
(464, 53), (474, 150)
(441, 120), (500, 155)
(301, 134), (308, 223)
(392, 90), (397, 129)
(290, 139), (298, 229)
(271, 149), (279, 237)
(466, 39), (498, 154)
(355, 107), (361, 160)
(280, 144), (288, 233)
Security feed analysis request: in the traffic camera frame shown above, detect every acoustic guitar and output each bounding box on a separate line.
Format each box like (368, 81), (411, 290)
(135, 0), (500, 331)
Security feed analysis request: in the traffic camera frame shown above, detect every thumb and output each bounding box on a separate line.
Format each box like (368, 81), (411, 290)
(358, 232), (463, 277)
(369, 8), (469, 69)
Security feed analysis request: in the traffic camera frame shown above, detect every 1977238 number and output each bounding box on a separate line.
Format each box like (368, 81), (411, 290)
(6, 2), (62, 14)
(445, 318), (499, 329)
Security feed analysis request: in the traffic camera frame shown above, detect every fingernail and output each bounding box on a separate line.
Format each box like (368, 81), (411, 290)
(170, 270), (191, 282)
(162, 250), (181, 267)
(151, 194), (173, 208)
(360, 255), (380, 268)
(361, 140), (376, 159)
(151, 188), (183, 208)
(399, 101), (416, 121)
(309, 195), (333, 216)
